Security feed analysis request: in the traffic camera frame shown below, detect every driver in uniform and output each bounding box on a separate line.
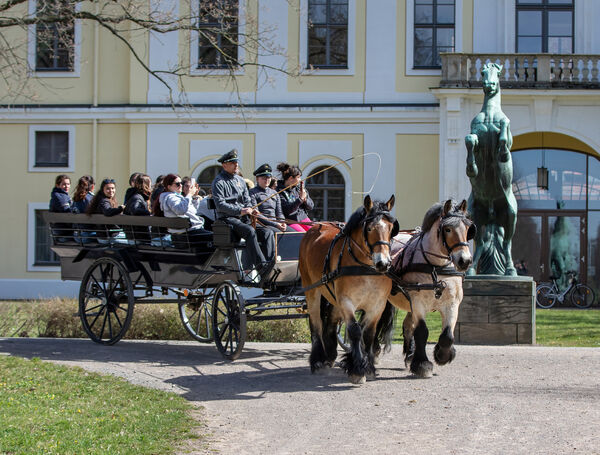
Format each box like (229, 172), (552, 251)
(211, 149), (275, 276)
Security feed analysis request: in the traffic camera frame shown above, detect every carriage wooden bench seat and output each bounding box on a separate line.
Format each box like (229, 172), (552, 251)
(42, 212), (306, 360)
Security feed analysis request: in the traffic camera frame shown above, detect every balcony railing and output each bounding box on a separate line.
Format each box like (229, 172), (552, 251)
(440, 53), (600, 89)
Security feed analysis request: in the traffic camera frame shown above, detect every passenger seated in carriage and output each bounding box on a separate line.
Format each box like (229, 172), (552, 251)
(249, 163), (293, 233)
(276, 163), (314, 232)
(211, 149), (275, 275)
(72, 175), (95, 243)
(155, 173), (212, 247)
(49, 174), (74, 241)
(86, 178), (127, 243)
(123, 173), (152, 243)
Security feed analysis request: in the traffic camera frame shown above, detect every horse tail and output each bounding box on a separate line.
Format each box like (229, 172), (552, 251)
(375, 301), (396, 354)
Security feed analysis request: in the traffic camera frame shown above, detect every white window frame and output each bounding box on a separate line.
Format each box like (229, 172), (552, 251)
(28, 125), (75, 173)
(28, 202), (60, 272)
(406, 0), (462, 76)
(27, 0), (82, 77)
(189, 0), (246, 76)
(299, 0), (356, 75)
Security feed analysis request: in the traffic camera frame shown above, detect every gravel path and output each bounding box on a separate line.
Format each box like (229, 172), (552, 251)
(1, 338), (599, 455)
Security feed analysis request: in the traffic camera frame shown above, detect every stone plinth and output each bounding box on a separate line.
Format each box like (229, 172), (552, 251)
(456, 276), (535, 345)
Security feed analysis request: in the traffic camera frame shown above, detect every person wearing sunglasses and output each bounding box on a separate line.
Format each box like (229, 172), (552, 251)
(156, 173), (210, 244)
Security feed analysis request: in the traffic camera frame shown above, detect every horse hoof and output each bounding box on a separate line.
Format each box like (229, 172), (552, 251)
(311, 361), (332, 374)
(349, 374), (367, 384)
(434, 345), (456, 366)
(411, 361), (433, 379)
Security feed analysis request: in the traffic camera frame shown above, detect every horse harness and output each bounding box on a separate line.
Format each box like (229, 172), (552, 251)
(388, 211), (472, 301)
(301, 211), (398, 297)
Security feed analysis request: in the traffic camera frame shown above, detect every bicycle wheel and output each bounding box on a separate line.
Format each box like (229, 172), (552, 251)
(536, 284), (557, 309)
(571, 284), (595, 309)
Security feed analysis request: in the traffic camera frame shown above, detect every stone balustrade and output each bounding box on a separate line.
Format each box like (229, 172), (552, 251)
(440, 53), (600, 89)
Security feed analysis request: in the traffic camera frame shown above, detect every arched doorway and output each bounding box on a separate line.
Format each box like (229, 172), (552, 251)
(305, 166), (345, 221)
(511, 147), (600, 294)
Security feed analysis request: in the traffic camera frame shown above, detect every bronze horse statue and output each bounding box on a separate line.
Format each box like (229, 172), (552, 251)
(465, 62), (518, 276)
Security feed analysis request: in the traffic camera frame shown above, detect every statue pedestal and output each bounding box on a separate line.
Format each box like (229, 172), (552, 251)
(456, 276), (535, 344)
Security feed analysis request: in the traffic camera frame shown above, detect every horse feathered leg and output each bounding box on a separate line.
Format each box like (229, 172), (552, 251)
(339, 318), (371, 384)
(410, 318), (433, 378)
(307, 292), (331, 373)
(371, 301), (397, 363)
(402, 312), (416, 367)
(434, 299), (459, 366)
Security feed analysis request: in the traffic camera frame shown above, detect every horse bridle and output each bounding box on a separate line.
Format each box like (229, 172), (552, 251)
(437, 212), (474, 255)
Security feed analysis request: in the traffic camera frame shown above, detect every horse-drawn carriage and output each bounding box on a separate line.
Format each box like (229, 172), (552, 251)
(45, 196), (474, 383)
(43, 212), (307, 360)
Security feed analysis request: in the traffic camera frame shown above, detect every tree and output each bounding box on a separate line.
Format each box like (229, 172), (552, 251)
(0, 0), (298, 105)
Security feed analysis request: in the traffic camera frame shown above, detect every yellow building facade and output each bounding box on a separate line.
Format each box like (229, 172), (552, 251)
(2, 0), (600, 297)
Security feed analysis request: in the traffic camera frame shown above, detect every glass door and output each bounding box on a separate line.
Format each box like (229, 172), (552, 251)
(512, 211), (586, 289)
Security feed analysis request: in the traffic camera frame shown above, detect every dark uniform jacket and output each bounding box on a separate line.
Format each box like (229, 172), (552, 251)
(211, 170), (251, 219)
(277, 182), (314, 222)
(249, 186), (284, 229)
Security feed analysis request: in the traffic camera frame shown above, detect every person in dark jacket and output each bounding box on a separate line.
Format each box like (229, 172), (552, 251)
(72, 175), (95, 213)
(72, 175), (95, 243)
(49, 174), (73, 240)
(276, 163), (314, 232)
(124, 174), (152, 243)
(124, 174), (152, 216)
(249, 164), (292, 233)
(150, 174), (165, 210)
(211, 149), (274, 274)
(86, 178), (125, 240)
(124, 172), (141, 204)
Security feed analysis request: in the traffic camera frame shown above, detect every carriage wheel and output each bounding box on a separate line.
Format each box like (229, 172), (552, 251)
(571, 284), (595, 309)
(178, 291), (213, 342)
(212, 281), (246, 360)
(79, 257), (135, 345)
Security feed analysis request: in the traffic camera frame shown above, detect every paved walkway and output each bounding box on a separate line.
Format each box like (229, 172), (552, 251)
(1, 338), (599, 454)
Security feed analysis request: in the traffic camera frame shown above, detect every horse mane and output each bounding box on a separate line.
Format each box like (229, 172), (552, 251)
(341, 200), (393, 236)
(421, 200), (470, 233)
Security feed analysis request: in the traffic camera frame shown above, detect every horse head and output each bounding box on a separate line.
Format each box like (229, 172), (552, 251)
(481, 62), (502, 97)
(439, 200), (474, 271)
(346, 195), (398, 272)
(422, 200), (474, 272)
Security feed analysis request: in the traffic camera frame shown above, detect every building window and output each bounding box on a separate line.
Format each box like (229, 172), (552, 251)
(197, 165), (222, 194)
(413, 0), (455, 68)
(516, 0), (573, 53)
(34, 209), (59, 266)
(305, 166), (345, 221)
(35, 0), (75, 71)
(197, 0), (239, 68)
(35, 131), (69, 167)
(307, 0), (348, 68)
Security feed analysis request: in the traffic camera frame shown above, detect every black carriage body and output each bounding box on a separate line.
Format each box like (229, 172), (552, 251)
(44, 213), (303, 289)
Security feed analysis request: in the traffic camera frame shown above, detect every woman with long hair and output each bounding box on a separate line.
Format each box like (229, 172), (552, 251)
(72, 175), (95, 214)
(276, 163), (314, 232)
(49, 174), (73, 240)
(86, 178), (125, 240)
(124, 174), (152, 243)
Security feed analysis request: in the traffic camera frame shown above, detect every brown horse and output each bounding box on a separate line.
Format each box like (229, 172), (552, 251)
(387, 200), (474, 378)
(299, 195), (398, 384)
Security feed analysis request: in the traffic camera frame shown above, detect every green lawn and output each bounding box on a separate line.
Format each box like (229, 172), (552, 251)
(0, 355), (202, 455)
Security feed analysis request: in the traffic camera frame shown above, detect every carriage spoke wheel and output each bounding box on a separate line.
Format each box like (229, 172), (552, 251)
(212, 281), (246, 360)
(79, 257), (135, 345)
(178, 291), (214, 342)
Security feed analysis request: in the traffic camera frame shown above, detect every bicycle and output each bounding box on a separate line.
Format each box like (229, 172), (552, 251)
(536, 271), (596, 309)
